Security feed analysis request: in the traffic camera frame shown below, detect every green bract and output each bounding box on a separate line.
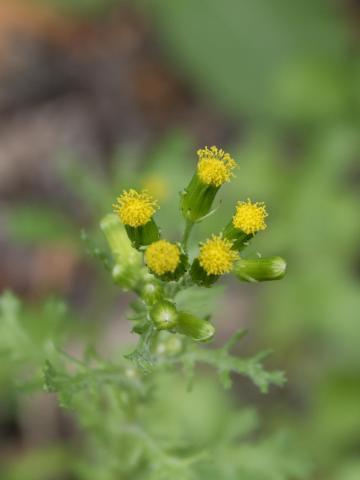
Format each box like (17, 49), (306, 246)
(180, 173), (220, 222)
(125, 218), (160, 250)
(100, 214), (142, 289)
(223, 221), (253, 251)
(234, 256), (287, 282)
(176, 312), (215, 342)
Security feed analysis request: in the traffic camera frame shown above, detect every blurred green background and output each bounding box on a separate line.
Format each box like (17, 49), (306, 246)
(0, 0), (359, 479)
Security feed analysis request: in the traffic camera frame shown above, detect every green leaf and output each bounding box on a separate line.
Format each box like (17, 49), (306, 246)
(180, 330), (286, 393)
(43, 358), (147, 409)
(43, 360), (76, 408)
(125, 325), (158, 374)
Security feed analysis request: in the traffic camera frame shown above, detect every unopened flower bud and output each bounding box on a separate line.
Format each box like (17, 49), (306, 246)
(139, 280), (163, 306)
(150, 301), (178, 331)
(101, 214), (142, 289)
(155, 331), (184, 356)
(234, 256), (286, 282)
(176, 312), (215, 342)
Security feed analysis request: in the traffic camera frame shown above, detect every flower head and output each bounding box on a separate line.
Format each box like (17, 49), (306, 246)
(232, 199), (268, 235)
(150, 300), (178, 330)
(197, 146), (237, 187)
(198, 235), (239, 276)
(145, 240), (181, 276)
(113, 189), (158, 228)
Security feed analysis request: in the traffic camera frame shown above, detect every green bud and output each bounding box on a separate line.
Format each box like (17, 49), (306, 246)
(233, 256), (287, 282)
(142, 271), (156, 283)
(150, 300), (178, 331)
(139, 280), (163, 306)
(190, 258), (219, 287)
(155, 331), (184, 356)
(176, 312), (215, 342)
(101, 214), (142, 289)
(101, 214), (141, 265)
(111, 264), (140, 290)
(180, 174), (219, 223)
(125, 218), (160, 250)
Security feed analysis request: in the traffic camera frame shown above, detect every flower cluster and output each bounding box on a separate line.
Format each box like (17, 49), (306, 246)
(105, 146), (286, 342)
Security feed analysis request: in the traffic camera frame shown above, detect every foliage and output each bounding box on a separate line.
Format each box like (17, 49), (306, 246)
(0, 290), (308, 480)
(3, 125), (359, 478)
(0, 145), (296, 478)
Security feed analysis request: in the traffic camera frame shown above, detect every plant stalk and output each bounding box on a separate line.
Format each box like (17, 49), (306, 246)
(182, 220), (194, 252)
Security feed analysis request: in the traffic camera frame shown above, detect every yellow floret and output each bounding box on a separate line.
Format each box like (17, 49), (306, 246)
(145, 240), (181, 276)
(232, 199), (268, 235)
(113, 189), (158, 228)
(198, 235), (239, 276)
(197, 146), (237, 187)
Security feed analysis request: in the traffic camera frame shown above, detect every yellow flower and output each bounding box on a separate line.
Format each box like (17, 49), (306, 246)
(198, 235), (239, 276)
(113, 189), (158, 228)
(197, 146), (237, 187)
(232, 199), (268, 235)
(145, 240), (181, 276)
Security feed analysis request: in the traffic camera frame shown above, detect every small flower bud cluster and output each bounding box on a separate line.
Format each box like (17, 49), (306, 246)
(150, 300), (214, 342)
(104, 146), (286, 342)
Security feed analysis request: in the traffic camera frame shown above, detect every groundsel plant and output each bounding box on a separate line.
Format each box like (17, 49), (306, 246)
(0, 146), (296, 480)
(106, 145), (286, 380)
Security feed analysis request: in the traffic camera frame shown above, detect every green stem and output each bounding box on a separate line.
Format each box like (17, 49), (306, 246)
(182, 220), (194, 252)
